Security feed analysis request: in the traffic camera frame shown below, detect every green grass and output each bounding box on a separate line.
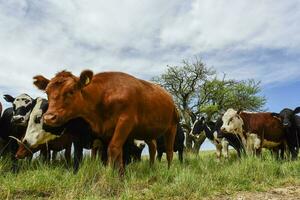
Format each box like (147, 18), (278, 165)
(0, 151), (299, 200)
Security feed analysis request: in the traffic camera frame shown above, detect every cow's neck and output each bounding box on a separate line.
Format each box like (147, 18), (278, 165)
(78, 88), (103, 134)
(204, 124), (214, 140)
(237, 112), (249, 148)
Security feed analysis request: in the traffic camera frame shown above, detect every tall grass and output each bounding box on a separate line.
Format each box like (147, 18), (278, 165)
(0, 151), (299, 200)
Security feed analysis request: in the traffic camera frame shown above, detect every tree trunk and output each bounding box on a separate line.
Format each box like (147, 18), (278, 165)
(185, 134), (193, 150)
(181, 109), (193, 150)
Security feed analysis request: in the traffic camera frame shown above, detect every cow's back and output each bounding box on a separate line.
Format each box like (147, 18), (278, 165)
(240, 112), (284, 143)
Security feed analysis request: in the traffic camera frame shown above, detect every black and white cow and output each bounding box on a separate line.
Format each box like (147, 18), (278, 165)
(3, 94), (35, 126)
(0, 94), (36, 172)
(156, 123), (185, 163)
(271, 107), (300, 159)
(190, 117), (245, 159)
(123, 139), (146, 165)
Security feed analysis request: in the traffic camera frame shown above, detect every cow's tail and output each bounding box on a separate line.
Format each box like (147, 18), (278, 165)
(173, 107), (180, 124)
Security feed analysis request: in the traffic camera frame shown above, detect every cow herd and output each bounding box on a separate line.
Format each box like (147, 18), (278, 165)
(0, 70), (299, 177)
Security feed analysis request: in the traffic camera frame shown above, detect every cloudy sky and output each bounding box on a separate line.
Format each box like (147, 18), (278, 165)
(1, 1), (300, 149)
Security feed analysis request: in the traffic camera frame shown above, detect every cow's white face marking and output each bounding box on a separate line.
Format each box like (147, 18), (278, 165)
(134, 139), (146, 149)
(12, 94), (34, 126)
(221, 108), (244, 135)
(22, 98), (58, 148)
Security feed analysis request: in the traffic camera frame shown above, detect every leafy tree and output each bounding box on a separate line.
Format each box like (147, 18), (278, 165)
(152, 59), (266, 153)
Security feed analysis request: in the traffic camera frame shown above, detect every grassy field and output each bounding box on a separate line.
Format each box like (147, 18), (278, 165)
(0, 151), (299, 200)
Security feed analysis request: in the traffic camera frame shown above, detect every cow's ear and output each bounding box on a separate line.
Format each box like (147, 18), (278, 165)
(79, 70), (93, 88)
(271, 112), (280, 117)
(33, 75), (49, 90)
(237, 108), (243, 114)
(293, 107), (300, 114)
(3, 94), (15, 103)
(271, 112), (280, 118)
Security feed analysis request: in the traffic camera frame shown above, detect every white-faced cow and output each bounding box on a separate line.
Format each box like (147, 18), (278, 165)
(30, 70), (178, 176)
(3, 94), (35, 126)
(190, 117), (245, 159)
(271, 107), (300, 159)
(221, 108), (286, 157)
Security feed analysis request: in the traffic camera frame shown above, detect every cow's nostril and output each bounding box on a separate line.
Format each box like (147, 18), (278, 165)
(44, 114), (57, 122)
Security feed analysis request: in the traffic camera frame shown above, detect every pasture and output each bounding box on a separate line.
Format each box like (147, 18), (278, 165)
(0, 151), (299, 200)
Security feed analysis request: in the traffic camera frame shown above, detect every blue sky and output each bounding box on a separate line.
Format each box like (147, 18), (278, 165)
(0, 1), (299, 151)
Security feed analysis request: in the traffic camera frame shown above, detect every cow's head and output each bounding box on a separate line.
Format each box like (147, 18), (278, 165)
(271, 107), (300, 128)
(220, 108), (244, 135)
(133, 139), (146, 149)
(33, 70), (93, 127)
(22, 97), (58, 148)
(15, 143), (33, 159)
(3, 94), (35, 126)
(189, 117), (206, 140)
(214, 117), (224, 138)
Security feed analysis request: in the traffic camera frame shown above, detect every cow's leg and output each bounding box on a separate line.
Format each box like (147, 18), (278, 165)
(91, 139), (103, 159)
(164, 125), (176, 169)
(10, 141), (19, 173)
(108, 117), (133, 176)
(157, 150), (163, 162)
(40, 148), (51, 163)
(178, 148), (183, 164)
(100, 142), (108, 165)
(73, 143), (83, 173)
(221, 138), (229, 159)
(91, 148), (97, 159)
(123, 140), (131, 166)
(65, 145), (71, 165)
(52, 151), (57, 162)
(216, 144), (222, 161)
(146, 139), (156, 166)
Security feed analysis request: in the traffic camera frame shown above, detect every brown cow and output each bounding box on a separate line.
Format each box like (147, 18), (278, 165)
(220, 108), (286, 157)
(29, 70), (178, 175)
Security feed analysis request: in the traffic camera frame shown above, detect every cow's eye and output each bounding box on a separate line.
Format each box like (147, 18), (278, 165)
(228, 118), (233, 125)
(35, 116), (41, 124)
(65, 90), (74, 98)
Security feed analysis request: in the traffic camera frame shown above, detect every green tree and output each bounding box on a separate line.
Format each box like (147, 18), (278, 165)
(152, 59), (215, 151)
(152, 59), (266, 153)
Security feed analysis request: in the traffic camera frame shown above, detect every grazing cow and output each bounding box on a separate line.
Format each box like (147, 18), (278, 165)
(16, 132), (72, 164)
(271, 107), (300, 159)
(190, 117), (244, 159)
(220, 109), (286, 157)
(29, 70), (178, 175)
(157, 123), (185, 163)
(123, 139), (146, 165)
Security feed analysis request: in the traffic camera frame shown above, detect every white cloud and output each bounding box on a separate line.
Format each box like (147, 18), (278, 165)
(0, 0), (299, 100)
